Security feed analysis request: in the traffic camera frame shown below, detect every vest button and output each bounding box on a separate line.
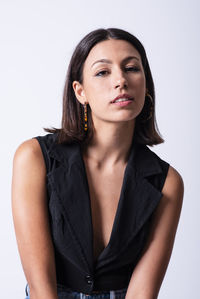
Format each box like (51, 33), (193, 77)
(85, 275), (91, 279)
(87, 280), (93, 284)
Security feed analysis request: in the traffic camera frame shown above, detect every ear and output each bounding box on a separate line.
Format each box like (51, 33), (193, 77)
(72, 81), (86, 105)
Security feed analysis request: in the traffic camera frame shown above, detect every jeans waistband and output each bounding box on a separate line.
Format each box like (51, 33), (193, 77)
(25, 283), (127, 298)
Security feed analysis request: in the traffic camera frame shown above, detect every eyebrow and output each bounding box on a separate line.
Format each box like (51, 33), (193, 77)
(91, 56), (140, 68)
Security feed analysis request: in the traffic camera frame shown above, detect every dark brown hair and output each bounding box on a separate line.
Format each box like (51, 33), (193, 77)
(44, 28), (164, 146)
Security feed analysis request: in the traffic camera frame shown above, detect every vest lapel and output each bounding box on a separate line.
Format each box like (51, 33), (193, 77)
(47, 137), (164, 273)
(94, 143), (164, 270)
(47, 140), (94, 274)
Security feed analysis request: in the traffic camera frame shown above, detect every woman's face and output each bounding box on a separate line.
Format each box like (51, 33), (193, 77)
(73, 39), (146, 125)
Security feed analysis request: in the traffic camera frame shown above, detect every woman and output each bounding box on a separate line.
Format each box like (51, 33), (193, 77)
(11, 28), (184, 299)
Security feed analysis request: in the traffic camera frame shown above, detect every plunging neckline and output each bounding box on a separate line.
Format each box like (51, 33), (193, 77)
(79, 143), (134, 264)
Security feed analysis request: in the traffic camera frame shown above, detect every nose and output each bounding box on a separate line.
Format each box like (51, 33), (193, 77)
(114, 69), (128, 89)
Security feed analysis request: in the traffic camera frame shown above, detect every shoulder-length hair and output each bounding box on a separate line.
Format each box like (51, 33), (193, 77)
(44, 28), (164, 146)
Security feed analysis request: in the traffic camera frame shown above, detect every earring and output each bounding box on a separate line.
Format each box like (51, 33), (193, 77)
(141, 92), (154, 122)
(83, 102), (88, 131)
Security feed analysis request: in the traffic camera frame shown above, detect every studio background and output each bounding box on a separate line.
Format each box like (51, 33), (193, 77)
(0, 0), (199, 298)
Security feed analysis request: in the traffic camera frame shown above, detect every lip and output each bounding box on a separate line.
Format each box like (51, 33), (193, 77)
(110, 93), (134, 103)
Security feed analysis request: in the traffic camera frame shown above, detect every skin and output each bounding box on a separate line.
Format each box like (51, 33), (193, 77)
(11, 39), (184, 299)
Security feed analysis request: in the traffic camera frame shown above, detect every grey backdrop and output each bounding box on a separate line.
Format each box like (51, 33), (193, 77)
(0, 0), (199, 298)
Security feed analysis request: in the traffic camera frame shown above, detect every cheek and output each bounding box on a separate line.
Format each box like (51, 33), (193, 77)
(84, 79), (110, 102)
(133, 75), (146, 108)
(134, 73), (146, 87)
(133, 76), (146, 99)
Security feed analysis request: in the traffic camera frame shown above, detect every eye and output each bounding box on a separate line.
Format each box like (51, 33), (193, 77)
(95, 70), (109, 77)
(125, 66), (140, 72)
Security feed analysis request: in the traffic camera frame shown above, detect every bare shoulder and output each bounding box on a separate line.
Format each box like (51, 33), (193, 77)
(162, 165), (184, 204)
(11, 137), (46, 207)
(13, 137), (45, 173)
(13, 137), (43, 161)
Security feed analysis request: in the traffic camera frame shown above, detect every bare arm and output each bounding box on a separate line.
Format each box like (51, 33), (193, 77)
(125, 165), (184, 299)
(11, 139), (58, 299)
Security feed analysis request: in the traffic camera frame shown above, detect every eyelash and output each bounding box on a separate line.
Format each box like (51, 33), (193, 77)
(95, 66), (140, 77)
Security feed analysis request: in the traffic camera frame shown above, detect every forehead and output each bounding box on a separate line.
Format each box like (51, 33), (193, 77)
(85, 39), (142, 66)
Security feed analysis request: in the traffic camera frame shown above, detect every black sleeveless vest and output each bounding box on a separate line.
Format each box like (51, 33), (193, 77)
(32, 132), (170, 295)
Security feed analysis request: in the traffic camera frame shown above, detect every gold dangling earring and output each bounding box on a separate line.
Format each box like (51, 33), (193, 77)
(83, 102), (88, 131)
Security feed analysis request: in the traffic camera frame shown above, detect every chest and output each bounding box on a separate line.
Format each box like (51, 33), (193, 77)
(83, 159), (127, 262)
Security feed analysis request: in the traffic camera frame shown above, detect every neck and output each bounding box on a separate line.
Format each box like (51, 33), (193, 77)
(82, 119), (136, 168)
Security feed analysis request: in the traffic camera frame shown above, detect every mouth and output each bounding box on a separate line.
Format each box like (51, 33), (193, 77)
(110, 94), (134, 103)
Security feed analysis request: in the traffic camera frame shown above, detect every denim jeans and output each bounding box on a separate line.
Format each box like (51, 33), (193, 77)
(24, 283), (127, 299)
